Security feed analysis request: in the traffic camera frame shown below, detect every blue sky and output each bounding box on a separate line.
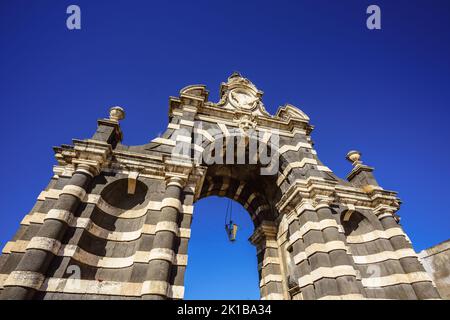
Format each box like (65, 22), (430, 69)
(0, 0), (449, 299)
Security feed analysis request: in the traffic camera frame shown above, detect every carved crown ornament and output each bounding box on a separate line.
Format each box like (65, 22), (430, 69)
(215, 72), (271, 117)
(166, 73), (314, 134)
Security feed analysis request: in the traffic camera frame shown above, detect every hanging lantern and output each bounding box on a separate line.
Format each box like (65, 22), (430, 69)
(231, 222), (238, 241)
(225, 221), (238, 242)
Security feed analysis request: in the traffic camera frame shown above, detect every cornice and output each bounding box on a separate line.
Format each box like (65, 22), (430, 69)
(276, 178), (401, 217)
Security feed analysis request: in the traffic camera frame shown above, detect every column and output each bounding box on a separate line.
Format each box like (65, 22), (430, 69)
(287, 218), (316, 299)
(1, 163), (97, 300)
(378, 211), (441, 299)
(141, 175), (186, 300)
(295, 200), (365, 299)
(250, 221), (284, 300)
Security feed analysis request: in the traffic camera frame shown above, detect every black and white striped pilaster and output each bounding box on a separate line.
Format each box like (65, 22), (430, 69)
(0, 165), (95, 300)
(141, 176), (185, 300)
(250, 222), (285, 300)
(291, 203), (364, 300)
(378, 212), (440, 299)
(288, 219), (315, 299)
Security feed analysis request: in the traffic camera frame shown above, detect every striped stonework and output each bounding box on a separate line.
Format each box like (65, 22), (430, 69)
(250, 222), (285, 300)
(141, 175), (187, 300)
(288, 201), (364, 300)
(1, 163), (99, 300)
(0, 74), (443, 300)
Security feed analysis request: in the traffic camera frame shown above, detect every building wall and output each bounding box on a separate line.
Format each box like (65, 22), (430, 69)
(418, 240), (450, 299)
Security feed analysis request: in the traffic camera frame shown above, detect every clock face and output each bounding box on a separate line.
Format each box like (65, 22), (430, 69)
(228, 89), (259, 110)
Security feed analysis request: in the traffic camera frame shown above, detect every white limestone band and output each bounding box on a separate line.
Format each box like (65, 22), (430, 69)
(26, 237), (62, 255)
(175, 134), (192, 143)
(141, 280), (169, 296)
(75, 167), (95, 177)
(289, 219), (343, 245)
(3, 271), (45, 290)
(0, 274), (184, 299)
(155, 221), (179, 235)
(318, 293), (365, 300)
(260, 274), (283, 287)
(20, 213), (192, 241)
(293, 241), (350, 265)
(37, 189), (194, 218)
(361, 271), (432, 288)
(255, 239), (278, 254)
(346, 227), (409, 244)
(151, 137), (176, 146)
(277, 158), (333, 186)
(148, 248), (175, 263)
(2, 240), (188, 268)
(261, 293), (284, 300)
(297, 265), (358, 288)
(377, 212), (395, 220)
(61, 185), (87, 200)
(258, 257), (280, 270)
(314, 202), (332, 211)
(352, 248), (418, 265)
(44, 209), (73, 224)
(161, 197), (182, 212)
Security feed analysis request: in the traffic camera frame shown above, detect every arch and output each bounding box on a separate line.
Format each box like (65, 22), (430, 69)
(194, 126), (291, 179)
(184, 196), (260, 299)
(341, 211), (374, 236)
(197, 170), (279, 227)
(100, 178), (150, 210)
(340, 209), (382, 237)
(1, 73), (439, 301)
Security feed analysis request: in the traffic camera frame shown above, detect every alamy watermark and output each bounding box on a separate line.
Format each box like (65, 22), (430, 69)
(65, 5), (381, 32)
(66, 5), (81, 30)
(367, 5), (381, 30)
(65, 264), (81, 290)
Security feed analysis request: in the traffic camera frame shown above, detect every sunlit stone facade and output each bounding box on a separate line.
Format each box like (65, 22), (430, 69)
(0, 73), (443, 300)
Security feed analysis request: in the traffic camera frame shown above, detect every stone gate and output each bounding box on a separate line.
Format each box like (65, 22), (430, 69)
(0, 73), (441, 299)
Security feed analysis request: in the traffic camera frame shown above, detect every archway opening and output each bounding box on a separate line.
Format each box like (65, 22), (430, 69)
(184, 196), (260, 299)
(341, 211), (375, 237)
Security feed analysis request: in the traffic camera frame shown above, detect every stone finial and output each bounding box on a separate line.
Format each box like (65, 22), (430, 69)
(109, 106), (125, 122)
(229, 71), (243, 80)
(346, 150), (362, 166)
(346, 150), (378, 186)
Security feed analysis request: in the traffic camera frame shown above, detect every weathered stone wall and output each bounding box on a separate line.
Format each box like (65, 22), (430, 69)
(418, 240), (450, 299)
